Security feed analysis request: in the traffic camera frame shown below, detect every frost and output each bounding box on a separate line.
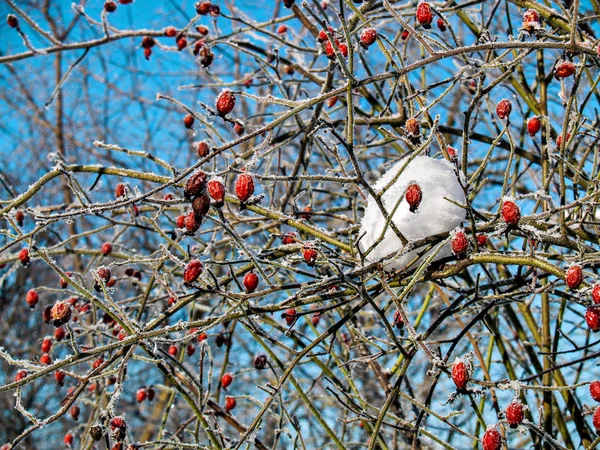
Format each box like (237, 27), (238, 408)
(358, 156), (466, 271)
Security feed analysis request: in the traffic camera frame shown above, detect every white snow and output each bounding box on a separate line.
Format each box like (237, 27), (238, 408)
(358, 155), (466, 271)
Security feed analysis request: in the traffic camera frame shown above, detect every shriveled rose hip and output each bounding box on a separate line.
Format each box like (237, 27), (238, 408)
(195, 1), (212, 14)
(184, 170), (207, 199)
(97, 267), (111, 283)
(522, 9), (540, 31)
(141, 36), (155, 49)
(496, 99), (512, 119)
(451, 357), (469, 390)
(318, 27), (334, 43)
(360, 28), (377, 48)
(183, 259), (203, 283)
(235, 173), (255, 202)
(476, 234), (488, 246)
(55, 370), (65, 386)
(234, 122), (245, 135)
(207, 178), (225, 203)
(501, 200), (520, 225)
(555, 60), (575, 78)
(15, 210), (24, 226)
(70, 405), (80, 420)
(50, 300), (72, 327)
(451, 230), (469, 256)
(405, 118), (420, 137)
(54, 327), (66, 341)
(197, 141), (210, 157)
(192, 195), (211, 218)
(393, 310), (404, 328)
(115, 183), (126, 198)
(41, 337), (52, 353)
(437, 18), (446, 31)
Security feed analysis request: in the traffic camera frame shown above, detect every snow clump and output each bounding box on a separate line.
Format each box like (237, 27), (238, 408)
(358, 155), (466, 271)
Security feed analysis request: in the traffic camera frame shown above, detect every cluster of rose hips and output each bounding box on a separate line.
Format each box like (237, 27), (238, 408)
(136, 386), (155, 403)
(450, 357), (525, 449)
(317, 27), (348, 60)
(279, 232), (319, 267)
(414, 1), (447, 31)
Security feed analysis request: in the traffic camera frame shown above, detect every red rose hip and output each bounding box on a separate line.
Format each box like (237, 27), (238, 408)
(303, 244), (318, 266)
(586, 306), (600, 332)
(216, 90), (236, 116)
(590, 380), (600, 402)
(593, 284), (600, 304)
(360, 28), (377, 48)
(481, 428), (501, 450)
(505, 400), (524, 427)
(20, 248), (30, 265)
(102, 242), (113, 256)
(26, 289), (39, 308)
(405, 183), (422, 212)
(284, 308), (297, 326)
(566, 265), (583, 290)
(183, 114), (195, 129)
(225, 396), (237, 411)
(243, 271), (259, 293)
(235, 173), (255, 202)
(522, 9), (540, 31)
(183, 259), (203, 283)
(207, 178), (226, 203)
(594, 406), (600, 432)
(184, 170), (207, 199)
(451, 230), (469, 256)
(416, 2), (433, 28)
(451, 357), (469, 390)
(527, 116), (541, 136)
(555, 61), (575, 78)
(496, 99), (512, 119)
(221, 373), (233, 388)
(501, 200), (520, 225)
